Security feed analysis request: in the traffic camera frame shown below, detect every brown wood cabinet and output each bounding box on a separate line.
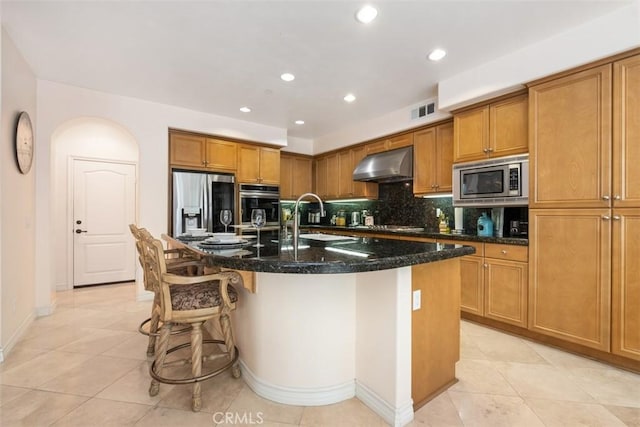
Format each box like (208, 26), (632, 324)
(413, 121), (453, 195)
(612, 208), (640, 361)
(170, 132), (237, 171)
(237, 144), (280, 184)
(528, 209), (611, 351)
(441, 239), (528, 327)
(315, 147), (378, 200)
(314, 156), (328, 198)
(205, 138), (237, 171)
(366, 133), (414, 154)
(412, 258), (460, 408)
(613, 54), (640, 208)
(280, 153), (312, 200)
(529, 65), (612, 208)
(453, 93), (528, 163)
(483, 244), (528, 328)
(351, 145), (379, 199)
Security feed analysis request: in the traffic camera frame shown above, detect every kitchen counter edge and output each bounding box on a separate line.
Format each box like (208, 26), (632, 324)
(302, 225), (529, 246)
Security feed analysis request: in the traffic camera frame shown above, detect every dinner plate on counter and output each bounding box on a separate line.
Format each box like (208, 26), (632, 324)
(177, 233), (212, 241)
(198, 240), (250, 250)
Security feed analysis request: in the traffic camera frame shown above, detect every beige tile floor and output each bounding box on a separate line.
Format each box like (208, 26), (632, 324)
(0, 282), (638, 426)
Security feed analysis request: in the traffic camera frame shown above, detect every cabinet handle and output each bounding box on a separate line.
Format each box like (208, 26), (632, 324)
(501, 249), (507, 254)
(483, 263), (488, 268)
(482, 148), (489, 153)
(602, 215), (611, 221)
(612, 215), (621, 220)
(602, 195), (610, 201)
(614, 195), (621, 200)
(202, 160), (207, 165)
(487, 147), (494, 153)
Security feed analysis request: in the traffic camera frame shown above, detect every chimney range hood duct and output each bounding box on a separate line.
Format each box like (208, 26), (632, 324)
(352, 146), (413, 183)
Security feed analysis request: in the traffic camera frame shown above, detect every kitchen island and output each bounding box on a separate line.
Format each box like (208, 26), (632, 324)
(173, 232), (474, 427)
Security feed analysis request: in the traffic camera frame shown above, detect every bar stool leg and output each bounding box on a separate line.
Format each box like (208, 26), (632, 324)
(149, 321), (172, 397)
(147, 294), (161, 356)
(220, 313), (241, 379)
(191, 322), (203, 411)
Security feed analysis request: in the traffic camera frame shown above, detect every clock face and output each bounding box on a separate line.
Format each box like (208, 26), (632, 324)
(16, 111), (34, 174)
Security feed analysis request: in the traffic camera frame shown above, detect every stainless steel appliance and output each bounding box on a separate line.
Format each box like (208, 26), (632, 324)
(172, 171), (235, 235)
(352, 146), (413, 182)
(453, 154), (528, 207)
(238, 184), (280, 227)
(350, 211), (361, 226)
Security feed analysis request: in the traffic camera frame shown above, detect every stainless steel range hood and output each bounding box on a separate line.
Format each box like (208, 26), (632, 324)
(352, 146), (413, 182)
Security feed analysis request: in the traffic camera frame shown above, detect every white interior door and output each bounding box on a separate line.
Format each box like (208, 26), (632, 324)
(73, 159), (136, 287)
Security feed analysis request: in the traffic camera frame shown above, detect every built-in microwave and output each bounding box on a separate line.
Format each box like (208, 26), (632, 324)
(453, 154), (528, 207)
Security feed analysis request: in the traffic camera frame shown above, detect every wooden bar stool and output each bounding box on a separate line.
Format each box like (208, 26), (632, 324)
(129, 224), (204, 356)
(140, 233), (242, 411)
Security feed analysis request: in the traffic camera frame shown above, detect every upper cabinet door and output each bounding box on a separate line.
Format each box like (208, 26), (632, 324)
(613, 54), (640, 208)
(205, 138), (237, 171)
(453, 106), (490, 163)
(435, 122), (454, 193)
(170, 133), (206, 168)
(413, 127), (436, 194)
(529, 64), (612, 208)
(259, 147), (281, 185)
(490, 94), (528, 158)
(237, 144), (261, 183)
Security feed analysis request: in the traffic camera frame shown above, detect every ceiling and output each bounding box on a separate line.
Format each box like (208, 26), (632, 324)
(1, 0), (630, 140)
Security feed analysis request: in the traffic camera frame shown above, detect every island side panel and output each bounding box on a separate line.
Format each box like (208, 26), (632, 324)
(230, 272), (357, 404)
(355, 267), (413, 427)
(411, 257), (461, 409)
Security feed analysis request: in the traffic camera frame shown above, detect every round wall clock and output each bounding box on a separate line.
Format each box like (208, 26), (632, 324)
(15, 111), (34, 174)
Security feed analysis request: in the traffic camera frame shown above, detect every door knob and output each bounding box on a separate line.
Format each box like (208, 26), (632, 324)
(75, 229), (88, 234)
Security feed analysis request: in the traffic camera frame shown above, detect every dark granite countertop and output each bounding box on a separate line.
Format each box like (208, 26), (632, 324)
(174, 232), (475, 274)
(302, 225), (529, 246)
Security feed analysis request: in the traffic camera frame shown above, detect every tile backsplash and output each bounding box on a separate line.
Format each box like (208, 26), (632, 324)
(281, 182), (527, 236)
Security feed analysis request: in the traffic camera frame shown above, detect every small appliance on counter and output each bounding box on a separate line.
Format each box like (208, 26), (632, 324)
(363, 210), (374, 226)
(308, 210), (321, 224)
(477, 212), (494, 237)
(350, 211), (361, 226)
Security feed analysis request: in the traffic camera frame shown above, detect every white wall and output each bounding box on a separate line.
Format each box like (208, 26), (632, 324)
(313, 98), (450, 155)
(438, 1), (640, 110)
(1, 29), (37, 358)
(313, 1), (640, 153)
(35, 81), (288, 308)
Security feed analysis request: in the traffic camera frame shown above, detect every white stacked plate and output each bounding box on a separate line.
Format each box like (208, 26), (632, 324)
(199, 233), (248, 250)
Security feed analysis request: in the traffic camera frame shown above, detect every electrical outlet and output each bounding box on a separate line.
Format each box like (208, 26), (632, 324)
(436, 208), (441, 218)
(412, 290), (421, 311)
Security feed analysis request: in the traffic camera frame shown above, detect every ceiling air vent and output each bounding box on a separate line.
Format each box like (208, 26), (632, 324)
(410, 100), (436, 120)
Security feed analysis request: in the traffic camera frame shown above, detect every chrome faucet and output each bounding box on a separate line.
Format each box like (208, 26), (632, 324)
(293, 192), (325, 259)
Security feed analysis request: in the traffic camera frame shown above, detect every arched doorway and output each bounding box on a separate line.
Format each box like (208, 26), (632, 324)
(50, 117), (139, 289)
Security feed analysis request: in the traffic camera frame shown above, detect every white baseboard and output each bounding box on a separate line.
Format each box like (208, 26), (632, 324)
(36, 300), (57, 317)
(136, 290), (154, 302)
(356, 380), (414, 427)
(239, 359), (356, 406)
(0, 311), (36, 363)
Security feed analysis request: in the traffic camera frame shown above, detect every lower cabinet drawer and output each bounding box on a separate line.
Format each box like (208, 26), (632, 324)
(485, 243), (528, 262)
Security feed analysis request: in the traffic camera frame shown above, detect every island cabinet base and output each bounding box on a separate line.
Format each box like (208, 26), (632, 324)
(226, 261), (462, 427)
(412, 258), (461, 410)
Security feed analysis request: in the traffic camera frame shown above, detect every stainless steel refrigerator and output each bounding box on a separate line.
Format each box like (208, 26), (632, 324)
(172, 171), (235, 235)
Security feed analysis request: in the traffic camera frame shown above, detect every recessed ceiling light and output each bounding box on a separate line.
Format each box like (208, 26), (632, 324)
(428, 48), (447, 61)
(343, 93), (356, 103)
(281, 73), (295, 82)
(295, 120), (305, 125)
(355, 5), (378, 24)
(239, 106), (251, 113)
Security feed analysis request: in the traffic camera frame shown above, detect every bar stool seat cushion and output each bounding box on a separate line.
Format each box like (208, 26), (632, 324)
(170, 282), (238, 311)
